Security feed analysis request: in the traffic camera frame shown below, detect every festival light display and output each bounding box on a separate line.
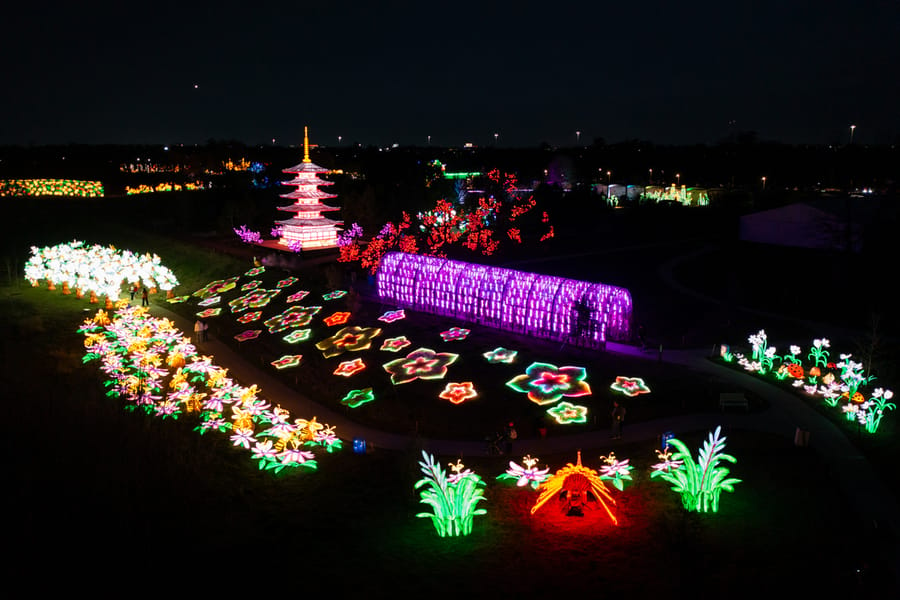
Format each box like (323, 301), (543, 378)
(598, 452), (634, 491)
(340, 388), (376, 408)
(649, 426), (740, 513)
(271, 354), (303, 369)
(483, 347), (518, 364)
(315, 326), (382, 358)
(531, 451), (617, 523)
(546, 401), (589, 424)
(415, 451), (487, 538)
(264, 305), (322, 333)
(196, 308), (221, 318)
(277, 276), (299, 288)
(193, 277), (239, 299)
(241, 280), (262, 291)
(322, 290), (347, 300)
(245, 266), (265, 277)
(497, 455), (550, 489)
(323, 312), (351, 326)
(610, 376), (651, 397)
(283, 329), (312, 344)
(197, 296), (221, 307)
(126, 182), (206, 195)
(274, 127), (343, 250)
(378, 309), (406, 323)
(383, 348), (459, 385)
(286, 290), (310, 303)
(234, 330), (262, 342)
(380, 336), (412, 352)
(377, 252), (632, 347)
(439, 326), (470, 342)
(506, 362), (592, 405)
(167, 295), (189, 304)
(0, 179), (103, 197)
(24, 241), (179, 300)
(333, 358), (366, 377)
(80, 305), (342, 473)
(236, 311), (263, 324)
(229, 289), (281, 313)
(438, 382), (478, 405)
(730, 329), (895, 434)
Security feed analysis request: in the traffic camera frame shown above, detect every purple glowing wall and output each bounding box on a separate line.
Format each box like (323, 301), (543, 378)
(376, 252), (632, 346)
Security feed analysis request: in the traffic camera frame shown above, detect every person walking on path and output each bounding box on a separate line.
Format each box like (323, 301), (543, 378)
(200, 319), (209, 342)
(611, 401), (626, 440)
(141, 287), (149, 307)
(194, 319), (203, 344)
(130, 284), (137, 302)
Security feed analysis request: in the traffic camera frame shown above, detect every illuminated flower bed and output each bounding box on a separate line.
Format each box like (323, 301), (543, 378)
(24, 240), (179, 299)
(723, 330), (895, 434)
(316, 326), (383, 358)
(79, 305), (342, 473)
(264, 305), (322, 333)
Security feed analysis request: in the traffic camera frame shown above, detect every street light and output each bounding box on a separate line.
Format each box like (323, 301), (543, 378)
(761, 176), (767, 191)
(576, 130), (581, 144)
(676, 173), (680, 187)
(849, 124), (856, 145)
(607, 170), (611, 185)
(648, 168), (653, 184)
(494, 132), (499, 145)
(427, 135), (431, 145)
(337, 135), (342, 145)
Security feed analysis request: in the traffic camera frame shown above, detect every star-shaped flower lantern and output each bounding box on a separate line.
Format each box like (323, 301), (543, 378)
(229, 289), (281, 313)
(286, 290), (310, 303)
(378, 309), (406, 324)
(193, 276), (239, 300)
(546, 401), (589, 424)
(236, 310), (262, 324)
(323, 312), (351, 326)
(167, 295), (189, 304)
(383, 347), (459, 385)
(440, 326), (470, 342)
(438, 382), (478, 405)
(483, 347), (518, 364)
(197, 295), (221, 307)
(381, 336), (412, 352)
(340, 388), (376, 408)
(334, 358), (366, 377)
(196, 308), (221, 318)
(316, 326), (382, 358)
(276, 276), (299, 289)
(283, 329), (312, 344)
(322, 290), (348, 301)
(271, 354), (303, 369)
(244, 266), (265, 277)
(506, 362), (592, 405)
(610, 376), (651, 397)
(264, 305), (322, 333)
(234, 330), (262, 342)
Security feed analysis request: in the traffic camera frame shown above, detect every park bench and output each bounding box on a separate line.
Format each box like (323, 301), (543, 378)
(719, 392), (749, 412)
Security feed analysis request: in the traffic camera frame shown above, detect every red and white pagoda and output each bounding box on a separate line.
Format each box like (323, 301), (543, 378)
(275, 126), (342, 250)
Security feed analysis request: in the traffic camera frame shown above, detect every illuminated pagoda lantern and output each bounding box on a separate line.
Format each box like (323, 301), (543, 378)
(274, 126), (343, 251)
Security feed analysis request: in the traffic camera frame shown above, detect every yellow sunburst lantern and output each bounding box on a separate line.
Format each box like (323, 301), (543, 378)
(531, 451), (617, 524)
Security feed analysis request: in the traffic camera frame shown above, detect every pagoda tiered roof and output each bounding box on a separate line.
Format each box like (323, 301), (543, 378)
(276, 201), (341, 213)
(278, 188), (338, 201)
(282, 161), (332, 174)
(277, 216), (343, 228)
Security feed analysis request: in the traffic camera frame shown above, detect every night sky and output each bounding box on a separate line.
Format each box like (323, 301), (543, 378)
(4, 0), (898, 148)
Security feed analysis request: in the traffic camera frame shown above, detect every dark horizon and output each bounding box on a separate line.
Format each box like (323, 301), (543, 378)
(4, 1), (898, 149)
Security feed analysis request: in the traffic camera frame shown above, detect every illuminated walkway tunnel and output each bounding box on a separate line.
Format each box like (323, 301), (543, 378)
(376, 252), (632, 347)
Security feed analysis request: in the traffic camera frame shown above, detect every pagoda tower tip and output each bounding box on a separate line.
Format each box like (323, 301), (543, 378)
(303, 126), (310, 163)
